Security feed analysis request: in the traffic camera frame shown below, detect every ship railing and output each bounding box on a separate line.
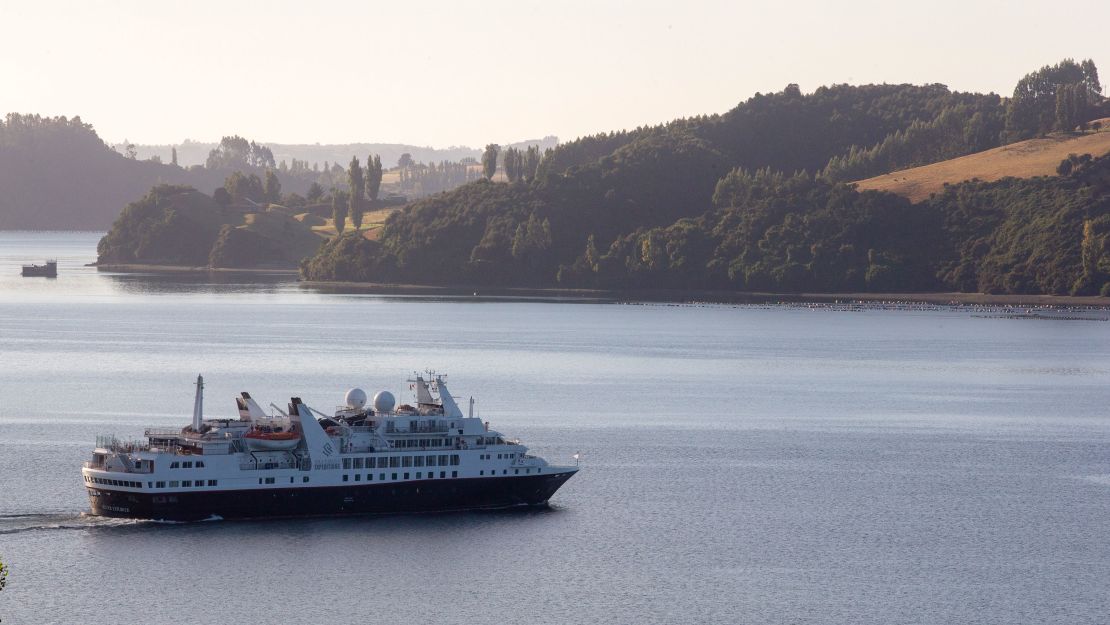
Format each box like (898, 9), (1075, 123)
(144, 428), (183, 438)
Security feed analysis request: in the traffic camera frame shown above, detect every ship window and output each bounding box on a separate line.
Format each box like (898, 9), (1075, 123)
(258, 478), (263, 484)
(452, 471), (457, 478)
(183, 462), (193, 468)
(414, 456), (424, 467)
(426, 455), (437, 467)
(497, 454), (502, 459)
(170, 481), (180, 487)
(450, 455), (459, 466)
(343, 475), (349, 482)
(391, 473), (397, 480)
(389, 457), (400, 468)
(404, 473), (409, 479)
(379, 473), (385, 481)
(503, 470), (507, 475)
(367, 457), (376, 468)
(480, 470), (484, 476)
(440, 471), (446, 479)
(355, 474), (360, 481)
(208, 480), (217, 486)
(182, 480), (192, 487)
(514, 469), (519, 475)
(402, 456), (413, 467)
(416, 472), (422, 479)
(196, 461), (205, 468)
(156, 481), (165, 488)
(303, 477), (309, 483)
(343, 458), (351, 469)
(170, 462), (179, 468)
(290, 477), (294, 483)
(353, 458), (363, 469)
(265, 477), (275, 484)
(147, 481), (152, 488)
(438, 455), (448, 466)
(194, 482), (204, 488)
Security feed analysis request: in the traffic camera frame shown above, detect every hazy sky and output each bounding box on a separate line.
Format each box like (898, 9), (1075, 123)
(1, 0), (1106, 147)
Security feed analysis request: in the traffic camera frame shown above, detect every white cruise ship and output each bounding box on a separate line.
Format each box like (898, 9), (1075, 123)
(82, 373), (578, 521)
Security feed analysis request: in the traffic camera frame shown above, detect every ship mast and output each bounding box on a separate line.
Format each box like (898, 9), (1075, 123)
(192, 374), (204, 431)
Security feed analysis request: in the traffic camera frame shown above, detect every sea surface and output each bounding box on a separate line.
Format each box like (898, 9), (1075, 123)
(1, 231), (1109, 624)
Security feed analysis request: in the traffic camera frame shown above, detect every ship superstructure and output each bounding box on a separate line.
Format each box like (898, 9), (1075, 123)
(82, 373), (577, 521)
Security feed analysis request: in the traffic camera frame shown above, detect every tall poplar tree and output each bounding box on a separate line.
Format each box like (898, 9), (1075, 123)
(482, 144), (499, 180)
(332, 189), (348, 234)
(366, 154), (383, 202)
(348, 156), (365, 230)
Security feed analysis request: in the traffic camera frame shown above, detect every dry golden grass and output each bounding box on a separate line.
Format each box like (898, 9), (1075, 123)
(854, 119), (1110, 202)
(311, 207), (400, 237)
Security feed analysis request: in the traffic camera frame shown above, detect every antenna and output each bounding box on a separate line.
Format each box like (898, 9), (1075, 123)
(192, 375), (204, 431)
(468, 396), (474, 419)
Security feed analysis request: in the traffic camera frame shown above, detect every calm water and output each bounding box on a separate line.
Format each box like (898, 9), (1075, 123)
(1, 231), (1109, 624)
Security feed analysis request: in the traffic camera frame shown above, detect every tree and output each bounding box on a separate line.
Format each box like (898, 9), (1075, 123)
(503, 147), (520, 182)
(366, 154), (383, 202)
(523, 145), (541, 182)
(213, 187), (232, 207)
(307, 182), (324, 202)
(332, 189), (348, 234)
(482, 144), (500, 180)
(0, 555), (7, 592)
(123, 139), (137, 159)
(348, 156), (365, 230)
(263, 169), (282, 204)
(171, 146), (178, 167)
(398, 153), (414, 168)
(223, 171), (265, 204)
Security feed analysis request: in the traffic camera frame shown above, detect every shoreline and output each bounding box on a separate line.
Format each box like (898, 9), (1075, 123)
(92, 264), (1110, 306)
(301, 280), (1110, 307)
(94, 263), (299, 275)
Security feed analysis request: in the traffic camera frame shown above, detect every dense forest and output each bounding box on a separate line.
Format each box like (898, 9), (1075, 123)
(302, 59), (1110, 296)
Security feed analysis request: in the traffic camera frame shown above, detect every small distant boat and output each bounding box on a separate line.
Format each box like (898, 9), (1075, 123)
(21, 260), (57, 278)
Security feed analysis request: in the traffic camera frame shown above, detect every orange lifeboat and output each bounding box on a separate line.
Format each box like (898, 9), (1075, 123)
(244, 427), (301, 451)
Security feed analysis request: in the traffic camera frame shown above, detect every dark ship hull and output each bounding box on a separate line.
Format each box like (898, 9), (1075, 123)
(21, 262), (57, 277)
(88, 470), (576, 522)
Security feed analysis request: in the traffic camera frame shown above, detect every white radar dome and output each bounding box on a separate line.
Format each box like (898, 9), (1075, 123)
(345, 388), (368, 410)
(373, 390), (396, 413)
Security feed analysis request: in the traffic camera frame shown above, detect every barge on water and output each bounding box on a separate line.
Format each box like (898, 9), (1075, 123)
(21, 260), (57, 277)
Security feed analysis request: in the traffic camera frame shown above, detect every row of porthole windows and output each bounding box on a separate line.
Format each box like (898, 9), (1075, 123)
(258, 476), (311, 485)
(86, 477), (224, 489)
(85, 476), (142, 488)
(152, 479), (218, 488)
(479, 468), (537, 476)
(478, 453), (518, 461)
(167, 461), (205, 469)
(342, 454), (460, 470)
(343, 471), (458, 482)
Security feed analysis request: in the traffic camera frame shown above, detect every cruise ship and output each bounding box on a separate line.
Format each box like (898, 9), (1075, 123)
(82, 373), (578, 521)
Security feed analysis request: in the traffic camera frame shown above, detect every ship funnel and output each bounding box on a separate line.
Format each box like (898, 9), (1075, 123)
(192, 375), (205, 431)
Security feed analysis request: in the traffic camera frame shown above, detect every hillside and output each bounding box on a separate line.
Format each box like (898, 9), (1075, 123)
(97, 185), (327, 269)
(854, 119), (1110, 201)
(303, 59), (1110, 297)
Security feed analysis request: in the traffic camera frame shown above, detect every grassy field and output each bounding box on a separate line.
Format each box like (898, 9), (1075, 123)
(853, 119), (1110, 202)
(299, 207), (399, 239)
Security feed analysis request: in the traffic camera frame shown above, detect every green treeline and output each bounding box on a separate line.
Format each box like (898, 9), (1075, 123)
(303, 59), (1110, 295)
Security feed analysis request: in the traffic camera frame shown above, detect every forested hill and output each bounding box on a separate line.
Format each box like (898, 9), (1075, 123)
(303, 59), (1110, 296)
(0, 115), (316, 230)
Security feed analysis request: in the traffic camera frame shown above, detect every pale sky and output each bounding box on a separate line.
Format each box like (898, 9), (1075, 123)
(1, 0), (1106, 147)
